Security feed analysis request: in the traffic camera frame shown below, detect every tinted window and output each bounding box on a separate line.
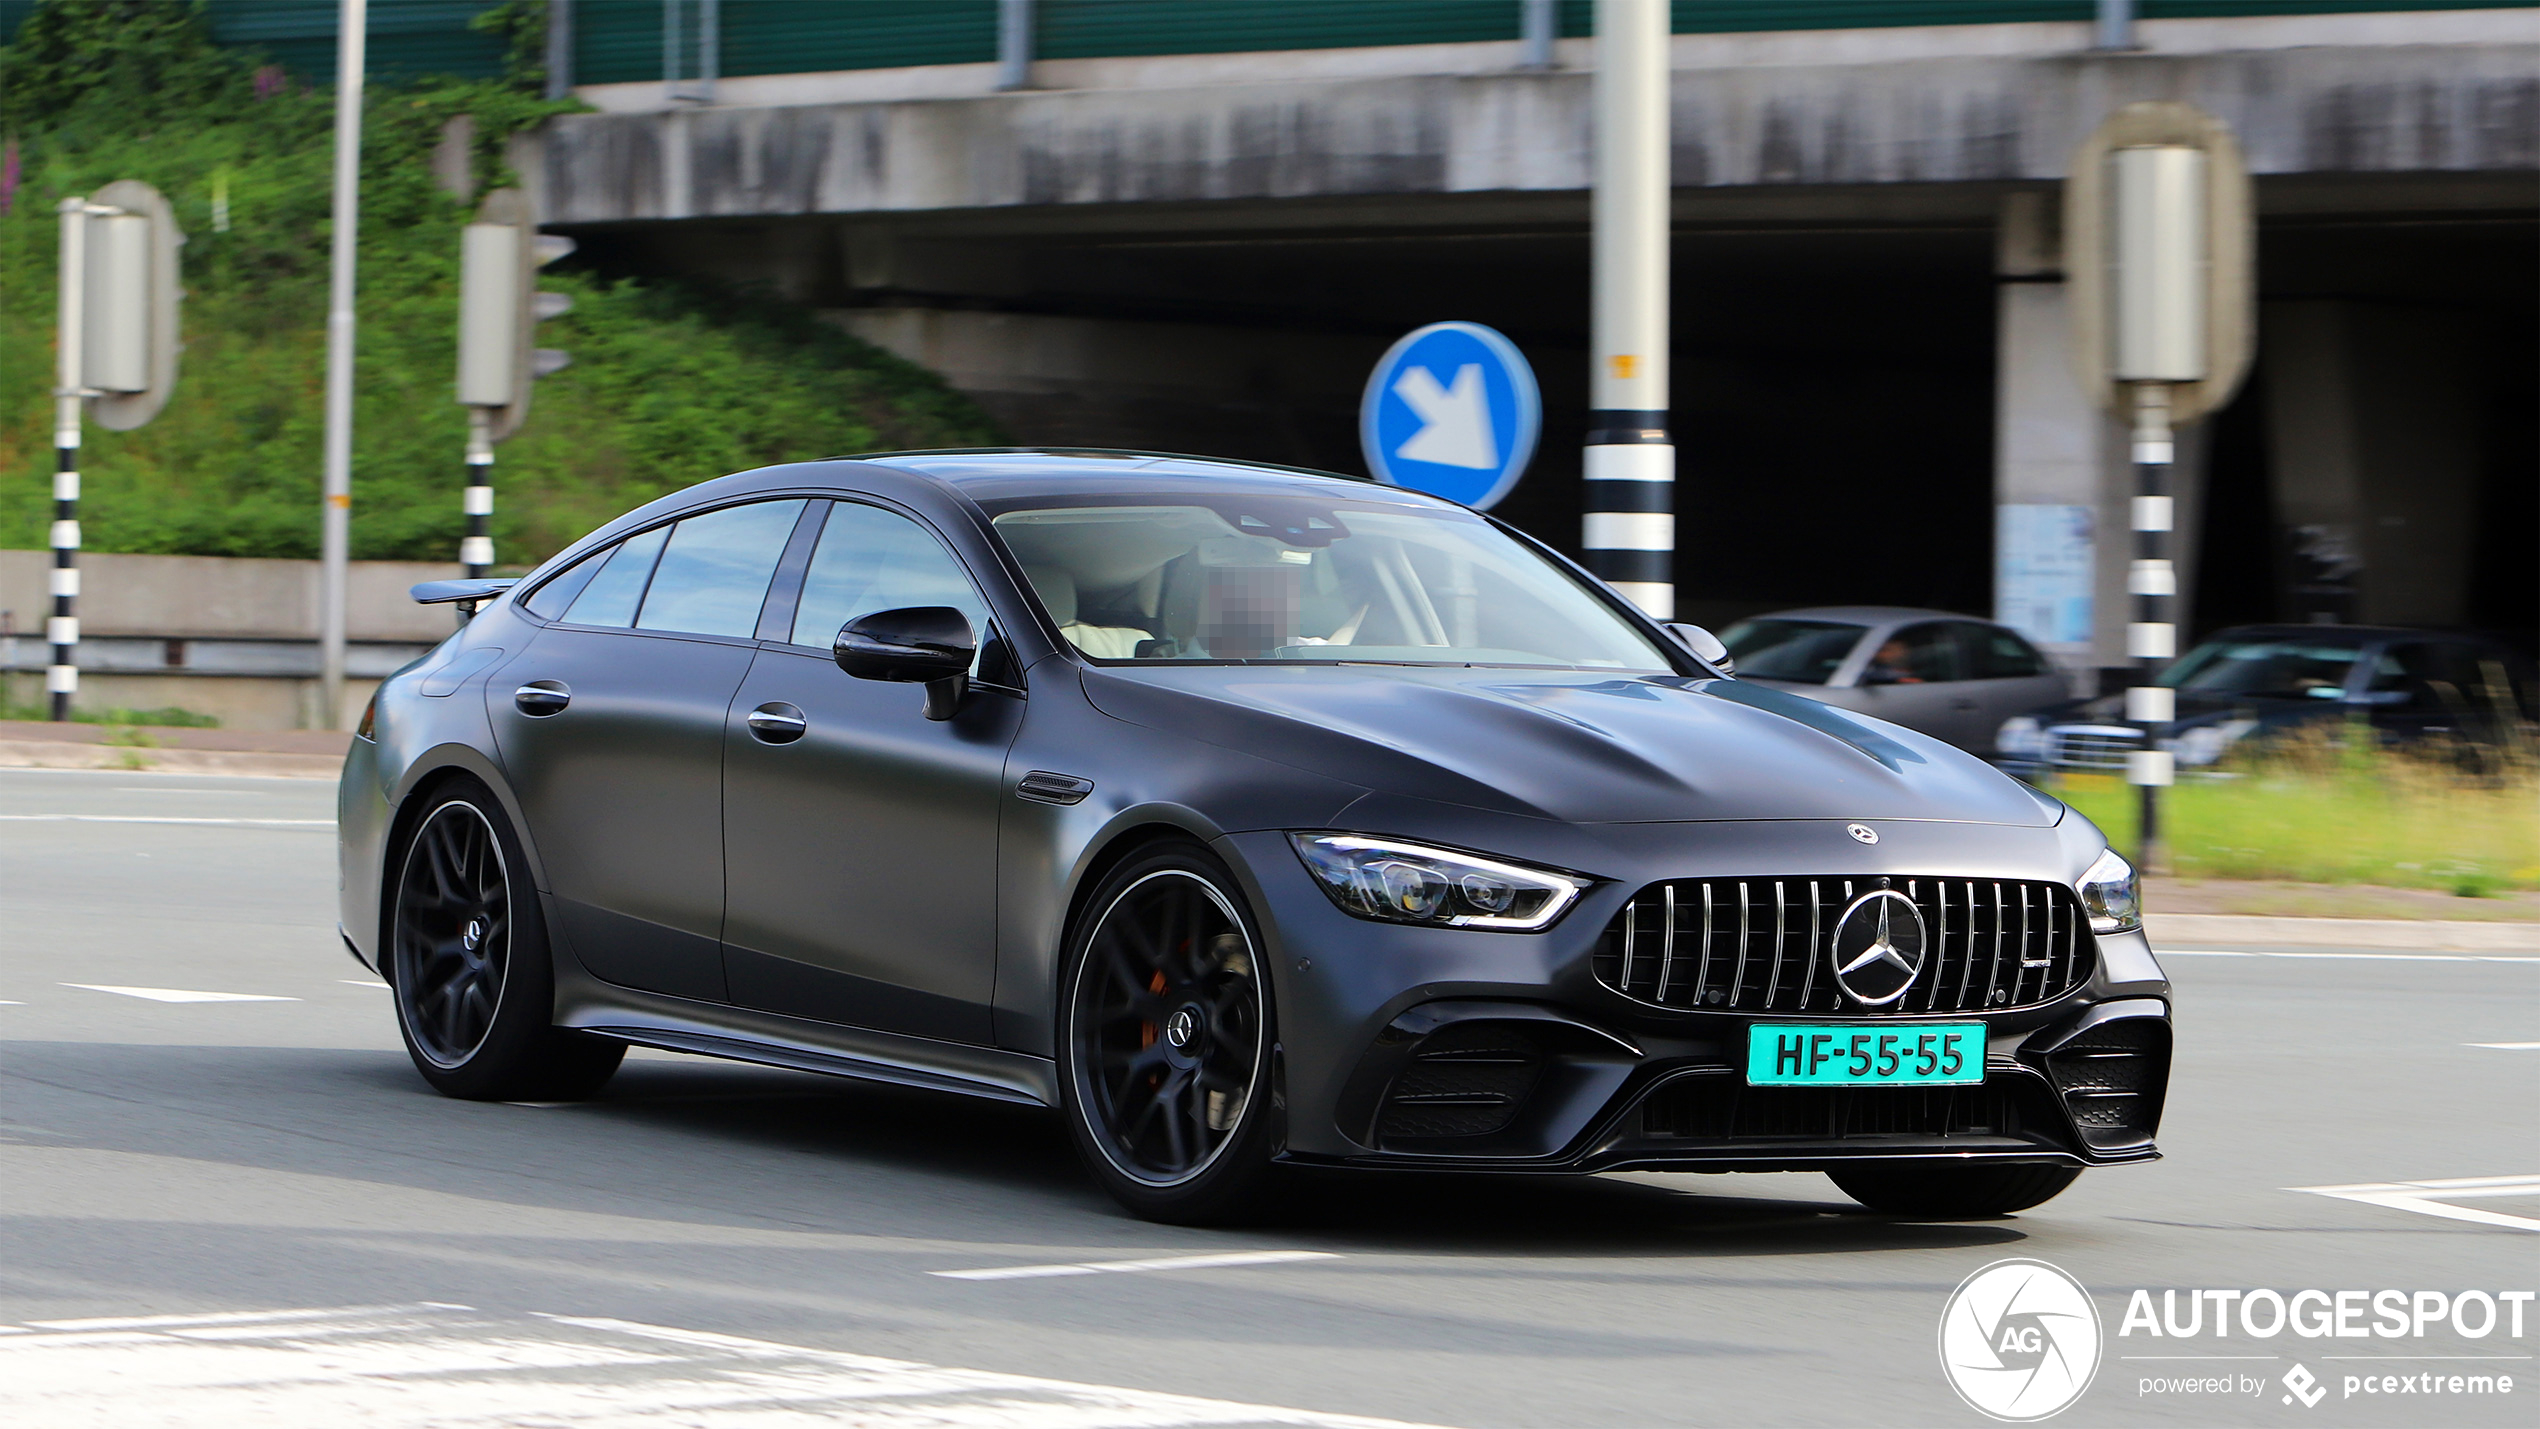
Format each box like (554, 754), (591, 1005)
(2367, 643), (2489, 711)
(561, 524), (670, 628)
(522, 545), (607, 620)
(1862, 623), (1965, 684)
(1716, 619), (1863, 685)
(1962, 622), (2048, 679)
(634, 500), (806, 638)
(987, 498), (1674, 669)
(792, 502), (992, 664)
(2166, 635), (2367, 699)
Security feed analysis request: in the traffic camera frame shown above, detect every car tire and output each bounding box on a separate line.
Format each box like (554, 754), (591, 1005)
(1828, 1162), (2081, 1218)
(385, 776), (624, 1102)
(1058, 840), (1281, 1225)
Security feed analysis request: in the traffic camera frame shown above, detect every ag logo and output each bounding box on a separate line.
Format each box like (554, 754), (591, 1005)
(1939, 1258), (2102, 1421)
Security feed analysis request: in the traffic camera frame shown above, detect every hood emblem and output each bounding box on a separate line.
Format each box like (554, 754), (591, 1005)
(1845, 823), (1878, 845)
(1831, 890), (1926, 1006)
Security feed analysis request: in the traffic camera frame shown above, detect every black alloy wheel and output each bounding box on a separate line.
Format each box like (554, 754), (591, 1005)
(386, 777), (623, 1101)
(393, 800), (510, 1068)
(1061, 843), (1277, 1223)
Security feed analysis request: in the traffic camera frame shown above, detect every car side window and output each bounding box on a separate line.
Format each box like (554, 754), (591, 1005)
(791, 501), (994, 670)
(560, 524), (671, 628)
(522, 543), (610, 620)
(1961, 622), (2048, 679)
(1862, 622), (1965, 684)
(633, 500), (807, 639)
(2367, 643), (2484, 710)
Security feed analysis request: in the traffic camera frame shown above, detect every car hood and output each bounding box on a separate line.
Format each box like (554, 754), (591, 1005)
(1081, 664), (2057, 827)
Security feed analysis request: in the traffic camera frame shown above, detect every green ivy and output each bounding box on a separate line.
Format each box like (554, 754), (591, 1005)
(1, 1), (1000, 566)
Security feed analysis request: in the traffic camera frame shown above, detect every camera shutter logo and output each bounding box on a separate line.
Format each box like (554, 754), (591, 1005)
(1939, 1258), (2103, 1421)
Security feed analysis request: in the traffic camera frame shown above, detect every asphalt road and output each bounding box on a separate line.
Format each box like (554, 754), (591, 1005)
(3, 766), (2533, 1428)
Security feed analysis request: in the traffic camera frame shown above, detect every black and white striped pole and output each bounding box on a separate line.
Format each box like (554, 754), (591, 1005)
(49, 182), (183, 720)
(2108, 145), (2208, 872)
(455, 189), (570, 612)
(462, 410), (494, 580)
(1583, 0), (1672, 619)
(49, 197), (89, 722)
(2065, 105), (2252, 873)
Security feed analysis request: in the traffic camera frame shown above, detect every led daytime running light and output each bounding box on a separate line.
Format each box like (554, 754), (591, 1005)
(1289, 833), (1588, 932)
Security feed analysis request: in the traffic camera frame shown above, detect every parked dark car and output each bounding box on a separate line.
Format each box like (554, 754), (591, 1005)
(341, 451), (2169, 1225)
(1718, 607), (2071, 756)
(1999, 625), (2538, 777)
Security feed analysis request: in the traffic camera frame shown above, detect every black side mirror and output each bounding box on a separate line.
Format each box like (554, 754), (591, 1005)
(835, 606), (975, 721)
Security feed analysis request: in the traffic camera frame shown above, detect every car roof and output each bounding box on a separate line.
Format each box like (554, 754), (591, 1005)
(2196, 624), (2495, 643)
(831, 448), (1407, 503)
(1739, 606), (1994, 628)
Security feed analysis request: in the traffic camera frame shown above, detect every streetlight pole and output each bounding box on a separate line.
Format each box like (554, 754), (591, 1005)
(1583, 0), (1673, 620)
(319, 0), (366, 729)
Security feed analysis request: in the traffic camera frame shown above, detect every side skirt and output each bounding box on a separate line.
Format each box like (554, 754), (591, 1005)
(558, 990), (1059, 1108)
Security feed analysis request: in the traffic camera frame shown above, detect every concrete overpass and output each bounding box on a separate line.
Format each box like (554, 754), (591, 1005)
(525, 8), (2539, 667)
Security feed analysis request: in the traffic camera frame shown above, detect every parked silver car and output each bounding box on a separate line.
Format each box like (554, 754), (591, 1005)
(1719, 607), (2070, 757)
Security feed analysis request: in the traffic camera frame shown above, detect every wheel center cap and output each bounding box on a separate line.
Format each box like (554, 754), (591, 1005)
(462, 918), (485, 952)
(1163, 1006), (1201, 1051)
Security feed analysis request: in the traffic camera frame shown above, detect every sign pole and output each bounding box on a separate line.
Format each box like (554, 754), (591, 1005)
(1583, 0), (1672, 619)
(2127, 384), (2177, 869)
(318, 0), (366, 728)
(50, 197), (89, 722)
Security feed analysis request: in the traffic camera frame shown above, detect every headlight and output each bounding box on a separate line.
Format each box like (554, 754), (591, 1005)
(2077, 846), (2142, 934)
(1997, 715), (2043, 757)
(1289, 833), (1589, 932)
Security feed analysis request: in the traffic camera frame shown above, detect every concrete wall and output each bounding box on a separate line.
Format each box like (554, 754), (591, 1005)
(541, 24), (2536, 224)
(0, 551), (462, 730)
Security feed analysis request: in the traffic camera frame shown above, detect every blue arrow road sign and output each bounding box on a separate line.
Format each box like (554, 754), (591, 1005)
(1360, 321), (1540, 510)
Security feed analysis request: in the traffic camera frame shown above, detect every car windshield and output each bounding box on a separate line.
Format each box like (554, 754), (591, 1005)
(1717, 618), (1864, 685)
(985, 494), (1675, 669)
(2162, 635), (2369, 699)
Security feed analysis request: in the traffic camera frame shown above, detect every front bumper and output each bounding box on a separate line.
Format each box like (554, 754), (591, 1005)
(1220, 821), (2171, 1174)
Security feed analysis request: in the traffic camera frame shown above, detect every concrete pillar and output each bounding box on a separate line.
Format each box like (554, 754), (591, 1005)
(2263, 300), (2481, 626)
(1993, 192), (2207, 681)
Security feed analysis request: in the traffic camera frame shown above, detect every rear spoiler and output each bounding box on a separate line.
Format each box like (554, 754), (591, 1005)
(411, 578), (518, 608)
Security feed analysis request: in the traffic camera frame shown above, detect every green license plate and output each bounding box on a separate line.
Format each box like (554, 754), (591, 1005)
(1745, 1023), (1986, 1086)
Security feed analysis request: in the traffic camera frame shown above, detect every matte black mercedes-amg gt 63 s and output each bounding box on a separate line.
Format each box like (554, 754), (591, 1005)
(341, 450), (2170, 1224)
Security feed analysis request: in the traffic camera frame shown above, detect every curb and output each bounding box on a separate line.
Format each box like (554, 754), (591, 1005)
(0, 740), (344, 780)
(2149, 912), (2540, 953)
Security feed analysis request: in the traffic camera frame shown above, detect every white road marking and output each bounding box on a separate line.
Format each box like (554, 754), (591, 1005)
(0, 1001), (22, 1006)
(2161, 949), (2540, 964)
(111, 787), (272, 795)
(62, 984), (298, 1004)
(2289, 1174), (2540, 1234)
(0, 1303), (1449, 1428)
(2467, 1041), (2540, 1050)
(0, 814), (331, 827)
(933, 1250), (1341, 1281)
(341, 979), (390, 989)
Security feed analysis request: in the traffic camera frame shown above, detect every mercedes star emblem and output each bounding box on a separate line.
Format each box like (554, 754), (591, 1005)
(1845, 822), (1878, 845)
(1164, 1007), (1199, 1050)
(1829, 889), (1926, 1006)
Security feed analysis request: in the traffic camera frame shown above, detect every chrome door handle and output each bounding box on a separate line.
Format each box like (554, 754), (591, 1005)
(746, 701), (808, 744)
(514, 680), (570, 716)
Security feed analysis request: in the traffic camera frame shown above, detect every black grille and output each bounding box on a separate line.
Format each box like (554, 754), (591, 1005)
(1638, 1073), (2045, 1142)
(1592, 877), (2094, 1014)
(1375, 1023), (1546, 1141)
(2048, 1019), (2170, 1149)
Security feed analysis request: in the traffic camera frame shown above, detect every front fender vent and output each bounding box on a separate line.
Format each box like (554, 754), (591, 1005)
(1592, 877), (2094, 1015)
